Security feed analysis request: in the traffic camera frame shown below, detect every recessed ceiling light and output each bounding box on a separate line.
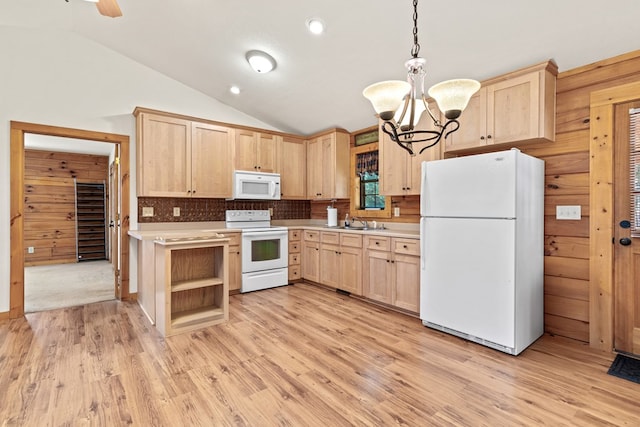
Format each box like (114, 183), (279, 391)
(306, 18), (325, 35)
(246, 50), (277, 73)
(230, 86), (241, 95)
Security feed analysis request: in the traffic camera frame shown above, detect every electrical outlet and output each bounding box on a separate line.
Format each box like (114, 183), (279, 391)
(28, 246), (34, 254)
(269, 207), (273, 215)
(556, 205), (581, 220)
(142, 206), (154, 217)
(394, 207), (400, 217)
(173, 207), (180, 217)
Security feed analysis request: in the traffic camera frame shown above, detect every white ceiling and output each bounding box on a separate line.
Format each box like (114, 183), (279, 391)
(7, 0), (640, 135)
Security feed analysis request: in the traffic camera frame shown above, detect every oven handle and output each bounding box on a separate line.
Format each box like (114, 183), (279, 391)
(242, 230), (287, 239)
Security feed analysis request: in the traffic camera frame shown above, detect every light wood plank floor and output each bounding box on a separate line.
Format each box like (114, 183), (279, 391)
(1, 282), (638, 426)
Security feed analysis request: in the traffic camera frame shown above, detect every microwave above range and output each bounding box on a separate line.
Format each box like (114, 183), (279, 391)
(231, 170), (281, 200)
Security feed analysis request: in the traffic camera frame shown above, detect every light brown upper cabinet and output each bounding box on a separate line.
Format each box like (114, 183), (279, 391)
(233, 129), (278, 173)
(277, 135), (306, 199)
(445, 60), (557, 153)
(379, 104), (443, 196)
(307, 129), (350, 200)
(135, 110), (233, 198)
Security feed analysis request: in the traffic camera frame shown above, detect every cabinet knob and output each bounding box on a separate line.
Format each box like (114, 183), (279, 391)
(403, 245), (408, 249)
(487, 135), (492, 139)
(375, 241), (380, 245)
(386, 259), (390, 263)
(480, 136), (485, 140)
(406, 187), (410, 190)
(187, 190), (191, 193)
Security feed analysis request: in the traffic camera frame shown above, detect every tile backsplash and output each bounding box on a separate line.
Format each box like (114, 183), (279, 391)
(138, 198), (311, 223)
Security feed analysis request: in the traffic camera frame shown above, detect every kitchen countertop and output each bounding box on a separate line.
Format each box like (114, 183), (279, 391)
(129, 220), (420, 241)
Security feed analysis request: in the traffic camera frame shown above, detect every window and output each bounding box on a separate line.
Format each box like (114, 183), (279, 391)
(349, 135), (391, 219)
(357, 151), (384, 210)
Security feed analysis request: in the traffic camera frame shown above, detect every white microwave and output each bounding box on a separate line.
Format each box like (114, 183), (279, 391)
(232, 170), (281, 200)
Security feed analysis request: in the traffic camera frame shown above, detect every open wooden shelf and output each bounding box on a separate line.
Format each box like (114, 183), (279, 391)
(171, 306), (225, 329)
(171, 277), (224, 293)
(155, 237), (229, 336)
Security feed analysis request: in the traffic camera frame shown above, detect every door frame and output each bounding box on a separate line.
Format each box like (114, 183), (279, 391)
(9, 121), (131, 319)
(589, 81), (640, 351)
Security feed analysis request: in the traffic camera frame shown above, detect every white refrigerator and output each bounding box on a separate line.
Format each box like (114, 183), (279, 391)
(419, 148), (544, 355)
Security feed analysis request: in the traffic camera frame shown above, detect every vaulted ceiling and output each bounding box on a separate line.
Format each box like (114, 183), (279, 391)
(6, 0), (640, 136)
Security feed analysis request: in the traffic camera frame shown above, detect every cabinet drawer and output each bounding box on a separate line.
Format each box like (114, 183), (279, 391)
(221, 232), (241, 246)
(289, 241), (300, 253)
(304, 230), (320, 242)
(392, 238), (420, 256)
(289, 229), (301, 241)
(365, 235), (390, 251)
(340, 233), (362, 248)
(289, 253), (300, 265)
(321, 231), (340, 245)
(289, 265), (301, 280)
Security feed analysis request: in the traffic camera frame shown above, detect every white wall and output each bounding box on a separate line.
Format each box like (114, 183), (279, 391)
(0, 25), (281, 313)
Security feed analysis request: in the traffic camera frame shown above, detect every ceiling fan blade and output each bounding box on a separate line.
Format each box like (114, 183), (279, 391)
(96, 0), (122, 18)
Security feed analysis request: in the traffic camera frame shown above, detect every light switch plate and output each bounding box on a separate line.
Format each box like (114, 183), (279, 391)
(556, 205), (581, 220)
(394, 207), (400, 217)
(142, 206), (154, 217)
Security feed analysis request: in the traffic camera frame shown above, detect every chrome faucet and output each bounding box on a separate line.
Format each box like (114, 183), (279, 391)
(351, 216), (368, 229)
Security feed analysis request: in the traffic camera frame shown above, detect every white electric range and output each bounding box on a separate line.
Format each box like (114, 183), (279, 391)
(225, 210), (289, 293)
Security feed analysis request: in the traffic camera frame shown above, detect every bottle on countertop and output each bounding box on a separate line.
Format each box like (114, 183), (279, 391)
(344, 213), (350, 227)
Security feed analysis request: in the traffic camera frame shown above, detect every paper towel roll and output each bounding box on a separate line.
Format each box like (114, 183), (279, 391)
(327, 207), (338, 227)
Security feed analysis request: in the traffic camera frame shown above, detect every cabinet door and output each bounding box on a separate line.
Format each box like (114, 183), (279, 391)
(228, 245), (241, 292)
(302, 241), (320, 282)
(257, 133), (278, 173)
(320, 243), (340, 287)
(139, 113), (191, 197)
(340, 245), (362, 296)
(234, 129), (258, 171)
(392, 253), (420, 313)
(406, 107), (443, 195)
(279, 136), (306, 199)
(191, 122), (233, 198)
(364, 250), (392, 303)
(444, 89), (487, 152)
(379, 124), (408, 196)
(319, 133), (336, 198)
(487, 72), (540, 145)
(306, 138), (323, 199)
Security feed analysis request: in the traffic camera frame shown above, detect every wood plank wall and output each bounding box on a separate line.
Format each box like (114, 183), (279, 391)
(24, 150), (109, 266)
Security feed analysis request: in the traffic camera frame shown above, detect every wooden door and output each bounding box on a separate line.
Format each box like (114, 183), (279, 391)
(392, 253), (420, 313)
(340, 246), (362, 296)
(302, 241), (320, 282)
(379, 121), (408, 196)
(192, 122), (233, 198)
(320, 243), (340, 287)
(108, 153), (121, 299)
(139, 113), (191, 197)
(488, 72), (540, 145)
(320, 133), (336, 199)
(306, 138), (323, 199)
(614, 100), (640, 355)
(444, 88), (487, 152)
(364, 249), (392, 303)
(257, 133), (278, 173)
(279, 136), (306, 199)
(234, 129), (258, 172)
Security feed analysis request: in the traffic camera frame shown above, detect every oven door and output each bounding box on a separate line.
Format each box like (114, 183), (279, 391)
(241, 230), (288, 273)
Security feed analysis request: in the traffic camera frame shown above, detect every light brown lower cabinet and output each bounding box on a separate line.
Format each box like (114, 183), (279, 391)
(364, 235), (420, 314)
(220, 232), (241, 292)
(319, 232), (363, 296)
(302, 230), (320, 283)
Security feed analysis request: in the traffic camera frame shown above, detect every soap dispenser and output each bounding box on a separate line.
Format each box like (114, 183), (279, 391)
(344, 213), (350, 227)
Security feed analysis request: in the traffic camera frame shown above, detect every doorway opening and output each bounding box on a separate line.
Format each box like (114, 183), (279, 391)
(9, 121), (130, 319)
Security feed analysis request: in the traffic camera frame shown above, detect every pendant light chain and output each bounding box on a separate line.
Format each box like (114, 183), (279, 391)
(411, 0), (420, 58)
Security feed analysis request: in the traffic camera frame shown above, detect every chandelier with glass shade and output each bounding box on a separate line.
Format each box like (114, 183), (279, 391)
(363, 0), (480, 156)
